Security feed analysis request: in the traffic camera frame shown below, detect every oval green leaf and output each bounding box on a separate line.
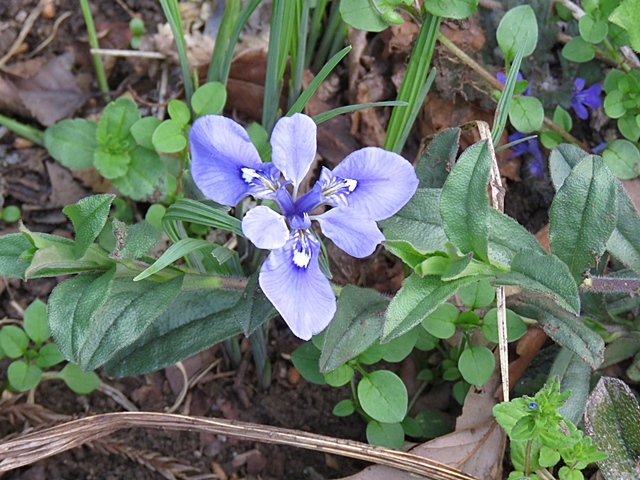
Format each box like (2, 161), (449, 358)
(358, 370), (408, 423)
(23, 299), (49, 345)
(192, 82), (227, 117)
(458, 345), (495, 386)
(8, 360), (42, 392)
(0, 326), (29, 359)
(57, 362), (101, 394)
(152, 119), (187, 153)
(366, 420), (405, 449)
(496, 5), (538, 61)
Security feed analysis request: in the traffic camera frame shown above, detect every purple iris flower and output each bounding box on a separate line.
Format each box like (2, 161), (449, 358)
(571, 78), (602, 120)
(189, 113), (418, 340)
(497, 71), (531, 96)
(507, 132), (544, 177)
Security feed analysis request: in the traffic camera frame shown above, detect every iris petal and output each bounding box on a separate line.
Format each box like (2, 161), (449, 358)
(271, 114), (317, 189)
(242, 206), (289, 250)
(190, 115), (263, 206)
(259, 234), (335, 340)
(330, 147), (418, 221)
(314, 208), (384, 258)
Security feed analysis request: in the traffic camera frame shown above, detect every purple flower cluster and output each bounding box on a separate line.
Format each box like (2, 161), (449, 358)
(571, 78), (602, 120)
(189, 113), (418, 339)
(507, 132), (544, 177)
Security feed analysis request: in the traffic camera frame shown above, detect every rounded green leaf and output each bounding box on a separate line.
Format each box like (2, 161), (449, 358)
(366, 420), (405, 449)
(415, 410), (452, 438)
(145, 204), (166, 231)
(93, 149), (130, 179)
(129, 17), (144, 36)
(44, 119), (97, 169)
(2, 206), (21, 223)
(358, 370), (408, 423)
(509, 96), (544, 133)
(604, 90), (627, 118)
(0, 326), (29, 358)
(422, 303), (458, 339)
(458, 279), (495, 309)
(604, 69), (625, 94)
(192, 82), (227, 117)
(96, 97), (141, 145)
(36, 342), (64, 368)
(167, 100), (191, 125)
(618, 116), (640, 142)
(324, 363), (354, 387)
(540, 131), (563, 150)
(381, 328), (418, 363)
(333, 399), (355, 417)
(131, 117), (162, 150)
(8, 360), (42, 392)
(57, 363), (101, 394)
(424, 0), (478, 19)
(415, 329), (438, 351)
(578, 15), (608, 44)
(290, 342), (326, 385)
(452, 380), (470, 404)
(496, 5), (538, 61)
(482, 308), (528, 343)
(562, 37), (596, 63)
(339, 0), (389, 32)
(603, 139), (640, 179)
(456, 311), (480, 328)
(152, 119), (187, 153)
(552, 106), (572, 132)
(23, 299), (49, 345)
(539, 445), (561, 468)
(458, 345), (495, 386)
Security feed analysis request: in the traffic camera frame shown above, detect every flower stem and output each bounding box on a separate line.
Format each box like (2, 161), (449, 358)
(78, 0), (109, 96)
(0, 114), (44, 146)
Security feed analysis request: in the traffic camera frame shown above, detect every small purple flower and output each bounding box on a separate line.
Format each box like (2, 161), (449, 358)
(507, 132), (544, 177)
(497, 71), (531, 96)
(190, 113), (418, 340)
(592, 141), (606, 154)
(571, 78), (602, 120)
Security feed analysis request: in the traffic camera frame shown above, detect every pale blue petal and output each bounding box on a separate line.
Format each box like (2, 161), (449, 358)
(242, 206), (289, 250)
(329, 147), (418, 221)
(314, 208), (384, 258)
(271, 113), (317, 188)
(259, 234), (335, 340)
(190, 115), (263, 206)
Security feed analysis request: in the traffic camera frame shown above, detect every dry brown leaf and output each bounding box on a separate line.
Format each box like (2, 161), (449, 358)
(0, 52), (88, 126)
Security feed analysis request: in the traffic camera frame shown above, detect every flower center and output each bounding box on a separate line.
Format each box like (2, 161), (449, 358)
(241, 166), (280, 198)
(292, 229), (312, 268)
(318, 170), (358, 206)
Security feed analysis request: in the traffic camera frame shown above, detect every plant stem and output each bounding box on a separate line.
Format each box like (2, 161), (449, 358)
(524, 439), (533, 475)
(436, 32), (589, 151)
(262, 0), (289, 133)
(78, 0), (109, 96)
(407, 381), (428, 412)
(207, 0), (240, 83)
(0, 114), (44, 146)
(582, 275), (640, 293)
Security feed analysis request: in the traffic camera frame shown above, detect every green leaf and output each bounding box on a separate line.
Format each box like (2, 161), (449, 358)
(228, 273), (276, 336)
(494, 249), (580, 314)
(585, 377), (640, 478)
(152, 119), (187, 153)
(324, 364), (354, 387)
(167, 99), (191, 125)
(421, 303), (458, 339)
(539, 446), (561, 468)
(540, 131), (563, 150)
(0, 326), (29, 358)
(110, 219), (158, 261)
(415, 127), (460, 188)
(381, 188), (447, 254)
(23, 299), (49, 345)
(96, 98), (141, 146)
(458, 345), (495, 386)
(548, 347), (590, 425)
(77, 275), (183, 370)
(191, 82), (227, 117)
(130, 117), (161, 150)
(163, 198), (242, 236)
(93, 148), (130, 179)
(609, 0), (640, 52)
(458, 279), (495, 309)
(358, 370), (408, 423)
(291, 342), (325, 385)
(604, 90), (626, 118)
(488, 209), (546, 266)
(312, 101), (408, 125)
(510, 296), (604, 369)
(617, 115), (640, 143)
(562, 37), (596, 62)
(423, 0), (477, 19)
(0, 233), (33, 279)
(44, 119), (97, 169)
(549, 156), (618, 283)
(339, 0), (388, 32)
(496, 5), (539, 61)
(35, 343), (64, 368)
(57, 363), (101, 394)
(384, 273), (484, 340)
(366, 421), (405, 449)
(440, 140), (491, 262)
(549, 143), (589, 191)
(553, 106), (573, 131)
(381, 328), (418, 363)
(7, 361), (42, 392)
(134, 238), (215, 281)
(62, 194), (115, 259)
(333, 399), (355, 417)
(603, 139), (640, 179)
(482, 308), (527, 343)
(104, 287), (244, 376)
(509, 96), (544, 133)
(319, 285), (388, 372)
(111, 147), (166, 201)
(24, 243), (113, 280)
(608, 182), (640, 269)
(579, 15), (609, 43)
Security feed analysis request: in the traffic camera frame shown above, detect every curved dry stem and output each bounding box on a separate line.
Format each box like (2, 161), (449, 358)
(0, 411), (479, 480)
